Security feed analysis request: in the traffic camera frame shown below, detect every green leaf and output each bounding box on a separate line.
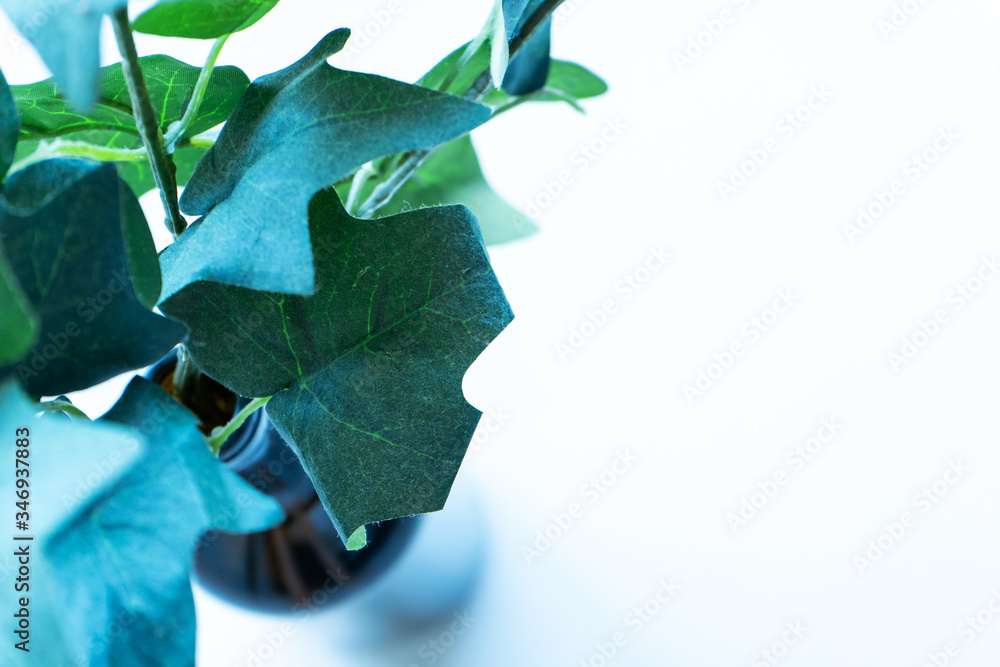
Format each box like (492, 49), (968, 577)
(338, 135), (538, 246)
(0, 65), (18, 180)
(159, 189), (513, 544)
(0, 160), (186, 395)
(161, 29), (492, 298)
(545, 60), (609, 100)
(0, 0), (127, 109)
(346, 526), (367, 551)
(0, 249), (37, 365)
(488, 0), (510, 88)
(12, 55), (250, 196)
(133, 0), (281, 38)
(501, 0), (551, 95)
(2, 377), (283, 666)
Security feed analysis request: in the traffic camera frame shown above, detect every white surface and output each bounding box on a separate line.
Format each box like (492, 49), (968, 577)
(4, 0), (1000, 665)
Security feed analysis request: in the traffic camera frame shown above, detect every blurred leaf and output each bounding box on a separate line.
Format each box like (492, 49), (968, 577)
(160, 189), (513, 545)
(133, 0), (281, 38)
(0, 0), (127, 109)
(0, 160), (185, 395)
(338, 135), (537, 245)
(0, 66), (18, 181)
(12, 55), (250, 195)
(162, 29), (491, 298)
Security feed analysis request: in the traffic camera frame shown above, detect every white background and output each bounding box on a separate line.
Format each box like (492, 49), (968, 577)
(4, 0), (1000, 665)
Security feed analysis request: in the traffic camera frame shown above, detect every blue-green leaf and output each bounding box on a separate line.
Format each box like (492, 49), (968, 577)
(0, 160), (186, 395)
(502, 0), (552, 95)
(161, 29), (492, 299)
(0, 0), (127, 109)
(337, 135), (538, 246)
(1, 377), (283, 666)
(160, 190), (513, 544)
(133, 0), (281, 38)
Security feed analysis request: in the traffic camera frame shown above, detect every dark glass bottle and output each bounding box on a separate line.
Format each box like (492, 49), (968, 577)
(146, 355), (417, 613)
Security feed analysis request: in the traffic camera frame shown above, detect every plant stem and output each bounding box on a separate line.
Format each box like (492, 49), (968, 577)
(8, 139), (147, 174)
(163, 34), (229, 152)
(110, 8), (186, 238)
(208, 396), (271, 456)
(356, 0), (564, 219)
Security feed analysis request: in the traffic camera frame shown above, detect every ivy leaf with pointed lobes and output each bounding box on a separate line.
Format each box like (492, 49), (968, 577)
(161, 29), (492, 299)
(133, 0), (281, 39)
(12, 56), (250, 196)
(159, 190), (513, 545)
(337, 135), (538, 246)
(0, 160), (186, 395)
(0, 0), (127, 110)
(0, 380), (145, 666)
(4, 378), (284, 666)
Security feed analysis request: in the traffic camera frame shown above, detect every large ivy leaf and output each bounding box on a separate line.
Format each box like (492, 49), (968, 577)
(161, 29), (492, 299)
(337, 135), (538, 246)
(12, 56), (250, 196)
(0, 0), (127, 109)
(0, 380), (145, 666)
(3, 377), (284, 666)
(159, 189), (513, 544)
(133, 0), (281, 38)
(0, 160), (186, 395)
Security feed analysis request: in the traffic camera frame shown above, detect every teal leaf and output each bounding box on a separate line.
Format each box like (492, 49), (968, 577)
(133, 0), (281, 38)
(161, 29), (492, 299)
(0, 0), (127, 109)
(0, 380), (144, 666)
(2, 377), (283, 666)
(0, 249), (37, 365)
(160, 189), (513, 544)
(0, 160), (186, 395)
(0, 65), (18, 180)
(337, 135), (538, 246)
(502, 0), (552, 95)
(12, 56), (250, 196)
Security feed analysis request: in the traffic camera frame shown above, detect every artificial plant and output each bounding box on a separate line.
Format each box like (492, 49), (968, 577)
(0, 0), (604, 663)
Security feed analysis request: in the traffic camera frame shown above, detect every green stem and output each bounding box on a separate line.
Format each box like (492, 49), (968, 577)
(110, 8), (186, 238)
(8, 139), (147, 174)
(356, 0), (564, 219)
(345, 162), (376, 215)
(163, 34), (229, 152)
(207, 396), (271, 456)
